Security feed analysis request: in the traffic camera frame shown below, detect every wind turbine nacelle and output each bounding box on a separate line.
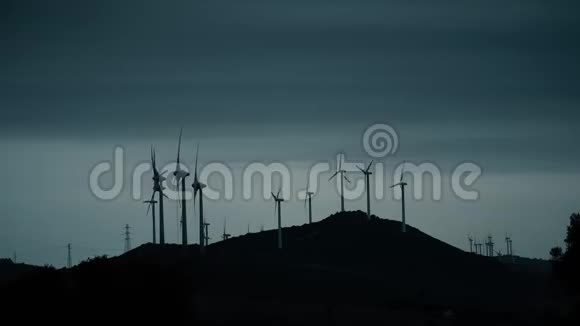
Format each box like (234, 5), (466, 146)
(174, 170), (190, 178)
(192, 183), (207, 191)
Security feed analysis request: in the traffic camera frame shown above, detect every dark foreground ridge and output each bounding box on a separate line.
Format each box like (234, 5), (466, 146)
(1, 211), (572, 324)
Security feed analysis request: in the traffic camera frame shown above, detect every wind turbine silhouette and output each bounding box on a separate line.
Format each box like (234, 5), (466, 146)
(391, 162), (408, 233)
(357, 160), (374, 220)
(144, 199), (157, 244)
(192, 145), (207, 251)
(505, 234), (513, 256)
(329, 154), (350, 212)
(222, 217), (231, 241)
(204, 222), (210, 246)
(272, 189), (285, 249)
(304, 176), (314, 224)
(467, 234), (474, 253)
(173, 128), (190, 246)
(150, 146), (168, 244)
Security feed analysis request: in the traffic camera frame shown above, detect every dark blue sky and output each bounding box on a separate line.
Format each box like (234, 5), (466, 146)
(0, 0), (579, 265)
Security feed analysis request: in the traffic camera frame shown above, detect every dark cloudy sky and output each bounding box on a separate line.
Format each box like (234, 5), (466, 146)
(1, 0), (579, 266)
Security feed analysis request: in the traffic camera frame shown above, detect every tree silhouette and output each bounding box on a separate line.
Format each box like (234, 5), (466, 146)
(565, 213), (580, 254)
(552, 213), (580, 292)
(550, 247), (563, 261)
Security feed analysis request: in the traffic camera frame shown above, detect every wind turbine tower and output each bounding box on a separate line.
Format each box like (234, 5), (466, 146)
(488, 235), (494, 257)
(192, 145), (207, 252)
(505, 235), (513, 256)
(67, 243), (72, 268)
(357, 161), (374, 220)
(272, 190), (285, 249)
(304, 176), (314, 224)
(173, 128), (190, 246)
(204, 222), (210, 246)
(124, 224), (132, 252)
(468, 235), (474, 253)
(144, 199), (157, 244)
(329, 155), (350, 212)
(391, 163), (408, 232)
(222, 217), (231, 241)
(150, 147), (167, 244)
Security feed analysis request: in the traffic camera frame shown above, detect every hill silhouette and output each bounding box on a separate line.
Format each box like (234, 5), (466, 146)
(1, 211), (571, 324)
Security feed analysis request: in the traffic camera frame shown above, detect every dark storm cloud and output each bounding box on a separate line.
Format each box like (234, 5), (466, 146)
(1, 0), (579, 139)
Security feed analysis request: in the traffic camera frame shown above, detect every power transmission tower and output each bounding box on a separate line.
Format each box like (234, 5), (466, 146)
(124, 224), (132, 252)
(67, 243), (72, 268)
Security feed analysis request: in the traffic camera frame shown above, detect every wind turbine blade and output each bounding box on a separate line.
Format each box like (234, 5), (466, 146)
(177, 128), (183, 165)
(329, 171), (339, 181)
(366, 160), (374, 173)
(271, 192), (276, 200)
(357, 166), (365, 173)
(400, 161), (406, 183)
(194, 143), (200, 179)
(277, 188), (281, 199)
(145, 193), (154, 215)
(338, 154), (342, 172)
(163, 193), (169, 199)
(390, 182), (402, 188)
(343, 175), (351, 183)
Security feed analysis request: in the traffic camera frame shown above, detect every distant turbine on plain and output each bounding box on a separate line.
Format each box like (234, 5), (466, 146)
(173, 128), (190, 246)
(357, 160), (374, 220)
(467, 235), (474, 253)
(304, 176), (314, 224)
(222, 217), (231, 241)
(391, 162), (408, 233)
(272, 189), (285, 249)
(329, 154), (350, 212)
(505, 234), (513, 256)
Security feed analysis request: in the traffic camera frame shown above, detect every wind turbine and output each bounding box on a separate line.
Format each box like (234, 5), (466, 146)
(222, 217), (231, 241)
(144, 199), (157, 244)
(173, 128), (190, 246)
(391, 163), (408, 233)
(485, 235), (494, 257)
(272, 189), (285, 249)
(329, 155), (350, 212)
(505, 234), (513, 256)
(467, 235), (474, 253)
(204, 222), (210, 246)
(357, 160), (374, 220)
(304, 176), (314, 224)
(192, 145), (207, 251)
(150, 146), (168, 244)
